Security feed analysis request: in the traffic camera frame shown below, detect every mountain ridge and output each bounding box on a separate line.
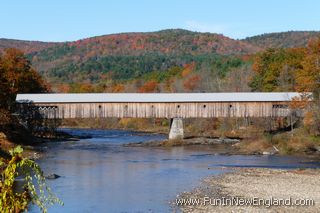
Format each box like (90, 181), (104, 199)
(1, 29), (319, 56)
(1, 29), (319, 50)
(1, 29), (319, 85)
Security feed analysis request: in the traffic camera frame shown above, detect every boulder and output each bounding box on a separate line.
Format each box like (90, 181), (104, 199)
(45, 173), (61, 179)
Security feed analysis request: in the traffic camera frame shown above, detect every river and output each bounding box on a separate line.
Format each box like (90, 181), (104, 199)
(30, 128), (320, 213)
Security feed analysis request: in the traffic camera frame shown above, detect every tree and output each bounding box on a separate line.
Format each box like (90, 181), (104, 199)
(0, 146), (63, 212)
(183, 75), (201, 91)
(224, 65), (253, 92)
(0, 48), (49, 110)
(56, 84), (70, 93)
(250, 48), (304, 92)
(138, 80), (159, 93)
(112, 83), (125, 92)
(296, 39), (320, 97)
(295, 38), (320, 135)
(0, 62), (11, 108)
(181, 62), (195, 77)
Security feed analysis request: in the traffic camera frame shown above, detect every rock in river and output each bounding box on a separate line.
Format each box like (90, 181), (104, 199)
(45, 173), (61, 179)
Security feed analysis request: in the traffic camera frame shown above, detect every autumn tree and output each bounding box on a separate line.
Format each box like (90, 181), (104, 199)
(112, 83), (125, 92)
(183, 75), (201, 91)
(296, 39), (320, 97)
(249, 38), (320, 135)
(56, 84), (70, 93)
(0, 48), (49, 110)
(181, 62), (195, 77)
(224, 65), (253, 92)
(138, 80), (159, 93)
(250, 48), (304, 92)
(295, 38), (320, 135)
(0, 62), (10, 108)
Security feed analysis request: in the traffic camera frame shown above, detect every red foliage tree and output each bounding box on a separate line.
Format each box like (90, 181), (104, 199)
(138, 80), (159, 93)
(0, 48), (49, 109)
(183, 75), (201, 91)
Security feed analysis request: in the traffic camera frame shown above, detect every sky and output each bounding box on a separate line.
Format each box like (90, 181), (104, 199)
(1, 0), (320, 42)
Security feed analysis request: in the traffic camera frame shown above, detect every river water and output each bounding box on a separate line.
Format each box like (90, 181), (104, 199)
(30, 128), (320, 213)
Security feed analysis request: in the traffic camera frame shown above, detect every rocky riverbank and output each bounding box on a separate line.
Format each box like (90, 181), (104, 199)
(124, 137), (240, 147)
(175, 168), (320, 213)
(0, 129), (81, 160)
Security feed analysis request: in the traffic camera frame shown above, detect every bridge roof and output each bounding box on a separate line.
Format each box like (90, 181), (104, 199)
(16, 92), (306, 103)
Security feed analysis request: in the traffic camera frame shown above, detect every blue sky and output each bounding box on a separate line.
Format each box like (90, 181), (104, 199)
(1, 0), (320, 41)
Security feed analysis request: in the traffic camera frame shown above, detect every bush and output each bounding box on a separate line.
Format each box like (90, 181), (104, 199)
(0, 146), (62, 212)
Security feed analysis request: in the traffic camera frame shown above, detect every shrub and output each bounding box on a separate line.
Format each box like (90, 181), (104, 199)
(0, 146), (63, 212)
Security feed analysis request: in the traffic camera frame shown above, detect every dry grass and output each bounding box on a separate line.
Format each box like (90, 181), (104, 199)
(236, 137), (273, 154)
(272, 128), (319, 154)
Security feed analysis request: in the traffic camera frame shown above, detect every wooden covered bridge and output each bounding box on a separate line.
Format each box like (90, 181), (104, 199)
(16, 92), (304, 139)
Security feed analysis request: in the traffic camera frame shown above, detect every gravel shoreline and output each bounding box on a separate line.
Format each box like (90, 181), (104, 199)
(174, 168), (320, 213)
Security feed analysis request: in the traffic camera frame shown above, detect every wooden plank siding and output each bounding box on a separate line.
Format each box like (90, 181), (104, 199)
(21, 102), (292, 119)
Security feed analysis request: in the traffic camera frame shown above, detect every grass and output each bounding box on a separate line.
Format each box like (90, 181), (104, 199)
(266, 127), (319, 155)
(235, 127), (320, 155)
(236, 137), (273, 154)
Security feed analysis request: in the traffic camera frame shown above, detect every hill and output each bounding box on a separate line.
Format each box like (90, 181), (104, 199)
(1, 29), (319, 88)
(243, 31), (320, 49)
(0, 38), (58, 54)
(25, 29), (260, 82)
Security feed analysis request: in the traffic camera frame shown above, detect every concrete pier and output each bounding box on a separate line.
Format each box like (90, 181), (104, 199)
(169, 118), (184, 140)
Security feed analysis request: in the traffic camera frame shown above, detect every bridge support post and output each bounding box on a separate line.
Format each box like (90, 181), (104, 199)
(169, 118), (184, 140)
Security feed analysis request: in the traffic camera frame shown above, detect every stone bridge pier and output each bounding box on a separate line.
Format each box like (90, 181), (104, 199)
(169, 118), (184, 140)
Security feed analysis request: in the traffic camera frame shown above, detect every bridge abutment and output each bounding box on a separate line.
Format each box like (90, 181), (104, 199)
(169, 118), (184, 140)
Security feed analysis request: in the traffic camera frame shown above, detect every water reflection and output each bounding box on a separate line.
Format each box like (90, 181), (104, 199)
(30, 129), (320, 213)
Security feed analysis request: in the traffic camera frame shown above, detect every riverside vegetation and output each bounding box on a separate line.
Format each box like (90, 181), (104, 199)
(0, 49), (62, 212)
(0, 146), (62, 212)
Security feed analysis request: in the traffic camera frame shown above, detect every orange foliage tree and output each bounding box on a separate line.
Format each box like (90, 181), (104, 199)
(295, 38), (320, 135)
(181, 62), (196, 77)
(79, 83), (95, 93)
(183, 75), (201, 91)
(250, 48), (305, 92)
(0, 48), (49, 109)
(138, 80), (159, 93)
(296, 39), (320, 96)
(112, 84), (125, 93)
(57, 84), (70, 93)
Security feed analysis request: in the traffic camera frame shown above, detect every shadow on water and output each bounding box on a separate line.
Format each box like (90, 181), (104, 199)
(30, 128), (320, 213)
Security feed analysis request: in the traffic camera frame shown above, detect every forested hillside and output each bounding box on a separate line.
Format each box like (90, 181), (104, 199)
(0, 29), (319, 93)
(0, 38), (58, 54)
(28, 29), (258, 83)
(243, 31), (320, 49)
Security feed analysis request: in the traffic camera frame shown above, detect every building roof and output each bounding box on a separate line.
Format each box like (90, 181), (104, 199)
(15, 92), (307, 103)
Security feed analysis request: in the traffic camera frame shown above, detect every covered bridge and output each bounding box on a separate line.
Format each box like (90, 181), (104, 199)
(16, 92), (305, 139)
(16, 92), (303, 119)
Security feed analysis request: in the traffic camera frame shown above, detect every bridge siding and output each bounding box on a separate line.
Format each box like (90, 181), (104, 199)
(28, 102), (290, 119)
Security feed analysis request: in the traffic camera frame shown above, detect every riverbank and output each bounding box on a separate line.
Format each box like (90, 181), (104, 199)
(125, 136), (320, 160)
(61, 117), (320, 156)
(175, 168), (320, 212)
(0, 128), (79, 160)
(124, 137), (240, 147)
